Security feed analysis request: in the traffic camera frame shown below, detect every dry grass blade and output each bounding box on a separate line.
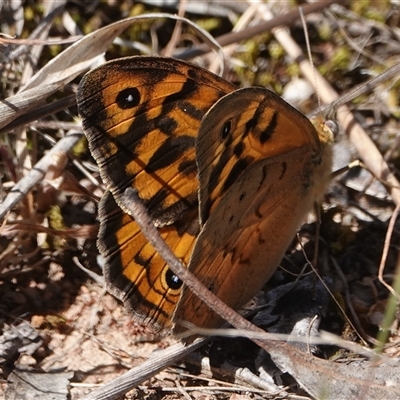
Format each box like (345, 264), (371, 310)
(81, 339), (206, 400)
(0, 133), (81, 220)
(378, 204), (400, 299)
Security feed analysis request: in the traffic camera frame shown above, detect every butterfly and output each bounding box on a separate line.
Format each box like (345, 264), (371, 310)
(77, 56), (333, 335)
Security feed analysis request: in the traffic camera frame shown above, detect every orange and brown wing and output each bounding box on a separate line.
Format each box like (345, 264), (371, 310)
(77, 56), (235, 333)
(77, 56), (235, 224)
(175, 87), (333, 330)
(99, 192), (198, 332)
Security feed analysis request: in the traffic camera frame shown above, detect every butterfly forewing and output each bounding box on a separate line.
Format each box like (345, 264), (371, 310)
(77, 56), (235, 224)
(196, 87), (323, 224)
(174, 87), (333, 330)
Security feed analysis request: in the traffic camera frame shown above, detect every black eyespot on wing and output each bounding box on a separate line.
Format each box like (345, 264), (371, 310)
(116, 88), (141, 109)
(165, 268), (183, 290)
(221, 120), (232, 140)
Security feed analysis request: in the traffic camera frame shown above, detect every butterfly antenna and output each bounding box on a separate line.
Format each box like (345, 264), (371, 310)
(300, 7), (322, 114)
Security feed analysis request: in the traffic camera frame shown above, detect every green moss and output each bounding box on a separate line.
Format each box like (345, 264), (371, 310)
(232, 33), (275, 87)
(71, 136), (88, 159)
(318, 22), (333, 42)
(331, 47), (352, 70)
(286, 63), (301, 78)
(48, 44), (62, 58)
(41, 314), (68, 330)
(195, 18), (223, 33)
(48, 205), (65, 231)
(351, 0), (371, 15)
(388, 87), (400, 118)
(82, 15), (103, 35)
(269, 41), (285, 60)
(129, 3), (148, 17)
(351, 0), (389, 21)
(319, 46), (351, 79)
(24, 7), (35, 21)
(257, 72), (277, 90)
(45, 205), (66, 249)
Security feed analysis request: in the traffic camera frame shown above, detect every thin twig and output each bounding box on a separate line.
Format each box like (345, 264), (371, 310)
(378, 204), (400, 299)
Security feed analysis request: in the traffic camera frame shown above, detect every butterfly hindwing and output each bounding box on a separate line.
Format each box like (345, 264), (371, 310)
(99, 191), (198, 331)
